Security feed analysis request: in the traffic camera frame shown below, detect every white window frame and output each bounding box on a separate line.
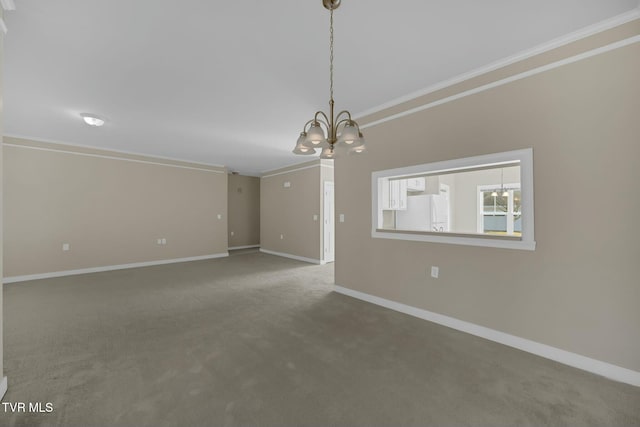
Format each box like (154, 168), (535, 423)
(477, 184), (521, 235)
(371, 148), (536, 251)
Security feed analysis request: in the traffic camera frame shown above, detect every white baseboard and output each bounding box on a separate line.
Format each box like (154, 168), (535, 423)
(334, 285), (640, 387)
(228, 245), (260, 250)
(0, 377), (7, 401)
(259, 248), (325, 265)
(3, 253), (229, 284)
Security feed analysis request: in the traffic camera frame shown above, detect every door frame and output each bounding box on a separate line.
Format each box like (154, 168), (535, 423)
(323, 181), (335, 263)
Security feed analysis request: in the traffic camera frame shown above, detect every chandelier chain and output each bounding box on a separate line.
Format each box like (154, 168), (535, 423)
(329, 9), (334, 103)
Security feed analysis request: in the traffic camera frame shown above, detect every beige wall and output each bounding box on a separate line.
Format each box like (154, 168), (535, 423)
(3, 137), (228, 278)
(228, 174), (260, 248)
(261, 160), (332, 261)
(335, 29), (640, 372)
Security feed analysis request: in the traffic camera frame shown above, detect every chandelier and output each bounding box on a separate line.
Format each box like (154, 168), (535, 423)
(292, 0), (365, 159)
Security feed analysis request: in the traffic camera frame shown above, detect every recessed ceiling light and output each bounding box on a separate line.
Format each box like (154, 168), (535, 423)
(80, 113), (105, 127)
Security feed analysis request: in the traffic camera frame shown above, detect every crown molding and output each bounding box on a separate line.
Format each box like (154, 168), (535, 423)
(360, 35), (640, 131)
(3, 134), (226, 170)
(355, 7), (640, 121)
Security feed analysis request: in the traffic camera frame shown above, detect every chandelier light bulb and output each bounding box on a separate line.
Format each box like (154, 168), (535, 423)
(339, 121), (359, 144)
(348, 132), (365, 148)
(292, 142), (316, 155)
(349, 144), (366, 155)
(296, 132), (314, 149)
(306, 122), (327, 146)
(320, 147), (336, 159)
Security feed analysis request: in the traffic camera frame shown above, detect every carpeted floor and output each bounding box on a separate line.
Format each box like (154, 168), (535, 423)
(1, 250), (639, 426)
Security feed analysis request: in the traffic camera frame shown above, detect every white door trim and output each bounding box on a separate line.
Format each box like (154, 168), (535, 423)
(323, 181), (335, 263)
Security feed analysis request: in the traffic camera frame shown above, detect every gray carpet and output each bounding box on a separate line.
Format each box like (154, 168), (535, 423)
(2, 250), (639, 426)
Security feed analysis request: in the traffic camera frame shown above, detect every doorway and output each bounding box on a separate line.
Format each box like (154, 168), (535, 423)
(323, 181), (335, 263)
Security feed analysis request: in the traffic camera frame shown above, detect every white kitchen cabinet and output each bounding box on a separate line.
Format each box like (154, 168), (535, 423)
(381, 179), (407, 210)
(381, 178), (391, 209)
(389, 179), (407, 210)
(406, 177), (425, 191)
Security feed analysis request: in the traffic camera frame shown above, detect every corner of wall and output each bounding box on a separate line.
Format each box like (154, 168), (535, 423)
(0, 4), (5, 387)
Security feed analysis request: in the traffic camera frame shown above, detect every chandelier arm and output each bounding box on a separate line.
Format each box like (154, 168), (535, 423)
(316, 118), (330, 131)
(335, 110), (353, 121)
(302, 119), (317, 132)
(335, 118), (352, 131)
(314, 111), (331, 127)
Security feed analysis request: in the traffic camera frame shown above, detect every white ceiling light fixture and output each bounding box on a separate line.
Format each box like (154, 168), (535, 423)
(292, 0), (365, 159)
(80, 113), (105, 127)
(0, 0), (15, 11)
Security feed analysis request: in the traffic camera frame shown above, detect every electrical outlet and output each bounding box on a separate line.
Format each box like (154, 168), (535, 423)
(157, 239), (162, 245)
(313, 215), (318, 221)
(431, 266), (439, 278)
(62, 243), (70, 251)
(161, 238), (167, 245)
(230, 231), (235, 236)
(217, 214), (222, 220)
(339, 214), (345, 223)
(280, 234), (284, 240)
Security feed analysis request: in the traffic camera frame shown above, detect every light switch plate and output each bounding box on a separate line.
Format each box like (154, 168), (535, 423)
(62, 243), (70, 251)
(339, 214), (345, 223)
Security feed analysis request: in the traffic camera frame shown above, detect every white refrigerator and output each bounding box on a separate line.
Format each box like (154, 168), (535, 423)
(396, 191), (450, 232)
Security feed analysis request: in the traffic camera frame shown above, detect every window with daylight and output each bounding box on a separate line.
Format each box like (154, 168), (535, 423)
(479, 185), (522, 236)
(371, 149), (535, 250)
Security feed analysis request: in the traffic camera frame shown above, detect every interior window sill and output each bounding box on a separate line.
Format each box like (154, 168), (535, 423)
(373, 228), (535, 251)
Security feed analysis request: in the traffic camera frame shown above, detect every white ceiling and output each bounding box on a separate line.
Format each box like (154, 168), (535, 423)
(4, 0), (638, 175)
